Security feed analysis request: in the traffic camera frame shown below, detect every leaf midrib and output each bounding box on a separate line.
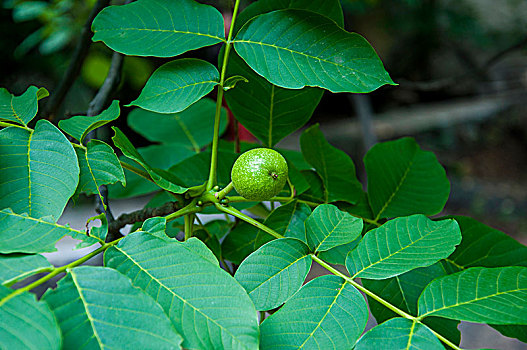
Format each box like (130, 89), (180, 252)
(96, 28), (225, 42)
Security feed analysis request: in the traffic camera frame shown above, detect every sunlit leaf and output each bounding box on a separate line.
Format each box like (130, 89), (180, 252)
(128, 59), (219, 114)
(92, 0), (225, 57)
(0, 120), (79, 220)
(235, 238), (311, 311)
(44, 266), (182, 349)
(0, 253), (52, 286)
(0, 86), (48, 126)
(346, 215), (461, 279)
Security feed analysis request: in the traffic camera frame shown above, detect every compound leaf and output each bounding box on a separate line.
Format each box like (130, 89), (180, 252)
(43, 266), (182, 349)
(346, 215), (461, 279)
(128, 59), (219, 114)
(260, 275), (368, 350)
(92, 0), (225, 57)
(235, 238), (311, 311)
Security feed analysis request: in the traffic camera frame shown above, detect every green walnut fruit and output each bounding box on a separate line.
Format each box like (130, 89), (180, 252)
(231, 148), (288, 201)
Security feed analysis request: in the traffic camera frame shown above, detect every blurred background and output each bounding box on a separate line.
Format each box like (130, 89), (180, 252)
(1, 0), (526, 348)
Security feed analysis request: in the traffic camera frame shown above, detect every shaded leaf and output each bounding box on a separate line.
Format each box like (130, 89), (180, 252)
(92, 0), (225, 57)
(0, 253), (52, 286)
(297, 170), (325, 204)
(169, 150), (236, 188)
(317, 237), (361, 266)
(300, 124), (362, 203)
(105, 231), (259, 350)
(44, 266), (182, 349)
(223, 75), (248, 90)
(112, 127), (187, 194)
(305, 204), (363, 252)
(260, 275), (368, 349)
(58, 100), (119, 143)
(0, 86), (48, 126)
(128, 98), (227, 151)
(365, 137), (450, 220)
(274, 200), (311, 242)
(346, 215), (461, 279)
(0, 285), (61, 350)
(418, 267), (527, 325)
(73, 140), (125, 204)
(129, 59), (219, 114)
(355, 318), (444, 350)
(235, 238), (312, 311)
(225, 51), (322, 147)
(0, 120), (79, 220)
(0, 208), (99, 253)
(233, 9), (394, 93)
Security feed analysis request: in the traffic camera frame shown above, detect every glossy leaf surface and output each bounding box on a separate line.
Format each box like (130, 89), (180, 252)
(44, 266), (182, 349)
(365, 137), (450, 220)
(346, 215), (461, 279)
(92, 0), (225, 57)
(235, 238), (311, 311)
(234, 9), (394, 93)
(0, 120), (79, 220)
(260, 275), (368, 349)
(129, 59), (219, 114)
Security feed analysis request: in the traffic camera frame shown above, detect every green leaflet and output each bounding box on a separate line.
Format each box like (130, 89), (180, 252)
(355, 318), (444, 350)
(305, 204), (363, 252)
(112, 127), (187, 194)
(418, 266), (527, 325)
(0, 285), (61, 350)
(260, 275), (368, 349)
(233, 9), (394, 93)
(0, 208), (99, 253)
(58, 100), (120, 143)
(0, 253), (52, 286)
(235, 238), (312, 311)
(73, 140), (125, 204)
(0, 85), (48, 126)
(44, 266), (183, 349)
(92, 0), (225, 57)
(346, 215), (461, 279)
(127, 98), (227, 151)
(0, 120), (79, 220)
(128, 59), (220, 114)
(104, 231), (259, 350)
(300, 124), (363, 204)
(365, 137), (450, 220)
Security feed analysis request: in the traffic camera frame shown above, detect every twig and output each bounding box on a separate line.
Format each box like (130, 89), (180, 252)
(399, 36), (527, 92)
(42, 0), (111, 120)
(107, 200), (182, 235)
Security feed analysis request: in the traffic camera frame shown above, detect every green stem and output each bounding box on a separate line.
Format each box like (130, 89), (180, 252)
(0, 121), (31, 130)
(216, 181), (234, 200)
(206, 0), (243, 191)
(0, 238), (122, 307)
(215, 204), (283, 239)
(310, 255), (461, 350)
(184, 214), (194, 241)
(165, 199), (201, 222)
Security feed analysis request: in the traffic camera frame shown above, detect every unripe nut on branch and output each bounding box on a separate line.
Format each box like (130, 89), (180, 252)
(231, 148), (288, 201)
